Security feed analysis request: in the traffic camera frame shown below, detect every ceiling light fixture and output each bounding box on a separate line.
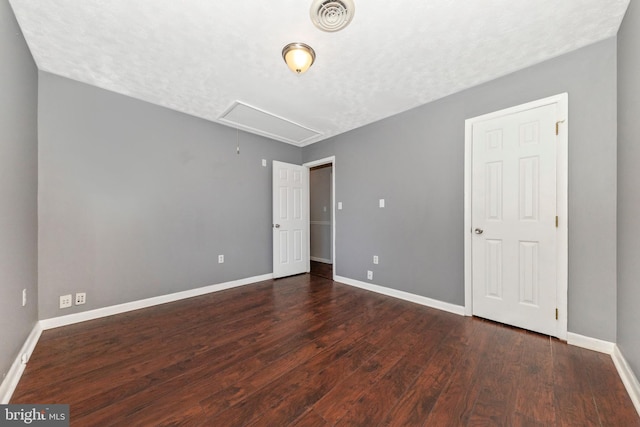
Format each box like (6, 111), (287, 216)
(282, 42), (316, 74)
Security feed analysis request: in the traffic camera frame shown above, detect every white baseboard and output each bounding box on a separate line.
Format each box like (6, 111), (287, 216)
(8, 273), (638, 419)
(40, 273), (273, 330)
(324, 281), (640, 415)
(0, 322), (42, 404)
(334, 275), (465, 316)
(567, 332), (616, 354)
(1, 273), (272, 404)
(310, 257), (332, 264)
(612, 345), (640, 417)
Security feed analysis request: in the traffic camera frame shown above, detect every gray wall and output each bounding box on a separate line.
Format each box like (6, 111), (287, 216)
(310, 165), (332, 263)
(617, 1), (640, 377)
(304, 38), (618, 342)
(38, 72), (301, 319)
(0, 0), (39, 381)
(2, 0), (628, 367)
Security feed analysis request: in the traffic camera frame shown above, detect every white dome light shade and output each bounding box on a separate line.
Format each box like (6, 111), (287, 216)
(282, 43), (316, 74)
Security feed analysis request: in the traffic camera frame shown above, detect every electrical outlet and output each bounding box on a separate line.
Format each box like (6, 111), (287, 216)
(75, 292), (86, 305)
(338, 202), (343, 210)
(367, 270), (373, 280)
(218, 254), (224, 263)
(262, 159), (267, 167)
(373, 256), (379, 265)
(22, 289), (27, 307)
(59, 294), (72, 309)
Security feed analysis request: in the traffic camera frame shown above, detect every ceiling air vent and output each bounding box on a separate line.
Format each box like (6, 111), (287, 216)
(219, 102), (321, 146)
(310, 0), (355, 32)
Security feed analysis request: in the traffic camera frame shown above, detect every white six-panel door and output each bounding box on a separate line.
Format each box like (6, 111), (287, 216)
(471, 103), (559, 336)
(273, 161), (309, 279)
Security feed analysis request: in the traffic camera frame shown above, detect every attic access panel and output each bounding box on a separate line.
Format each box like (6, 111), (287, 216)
(219, 102), (321, 146)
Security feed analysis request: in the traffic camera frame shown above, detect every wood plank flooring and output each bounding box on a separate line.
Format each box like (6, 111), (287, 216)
(12, 274), (639, 426)
(310, 261), (333, 280)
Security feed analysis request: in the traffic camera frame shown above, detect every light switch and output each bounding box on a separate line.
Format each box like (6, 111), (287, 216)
(262, 159), (267, 167)
(379, 199), (385, 208)
(338, 202), (343, 210)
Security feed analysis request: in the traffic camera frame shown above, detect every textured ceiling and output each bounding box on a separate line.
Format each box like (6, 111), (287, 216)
(9, 0), (630, 146)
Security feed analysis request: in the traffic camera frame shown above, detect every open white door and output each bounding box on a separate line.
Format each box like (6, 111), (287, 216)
(273, 161), (309, 279)
(471, 102), (560, 337)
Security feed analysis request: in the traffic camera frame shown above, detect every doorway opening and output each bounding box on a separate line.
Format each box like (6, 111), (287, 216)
(304, 156), (336, 280)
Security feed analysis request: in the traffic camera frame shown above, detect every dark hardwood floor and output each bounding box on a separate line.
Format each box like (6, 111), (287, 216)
(12, 274), (639, 426)
(310, 261), (333, 280)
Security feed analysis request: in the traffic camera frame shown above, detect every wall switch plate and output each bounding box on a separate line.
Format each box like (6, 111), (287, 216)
(75, 292), (86, 305)
(218, 254), (224, 263)
(22, 289), (27, 307)
(379, 199), (385, 208)
(338, 202), (343, 210)
(262, 159), (267, 167)
(367, 270), (373, 280)
(373, 256), (379, 265)
(60, 294), (72, 309)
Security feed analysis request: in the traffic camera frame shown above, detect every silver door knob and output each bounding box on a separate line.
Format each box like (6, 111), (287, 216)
(474, 228), (484, 234)
(273, 224), (280, 228)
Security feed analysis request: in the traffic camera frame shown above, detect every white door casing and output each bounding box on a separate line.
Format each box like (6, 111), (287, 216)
(464, 94), (568, 339)
(273, 161), (309, 279)
(303, 156), (336, 280)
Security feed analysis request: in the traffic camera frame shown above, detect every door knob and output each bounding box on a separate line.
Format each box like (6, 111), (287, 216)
(273, 224), (280, 228)
(474, 228), (484, 235)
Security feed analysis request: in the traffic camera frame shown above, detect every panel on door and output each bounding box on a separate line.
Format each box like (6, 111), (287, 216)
(273, 161), (309, 278)
(472, 103), (558, 336)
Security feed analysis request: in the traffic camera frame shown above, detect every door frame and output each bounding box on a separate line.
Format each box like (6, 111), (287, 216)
(463, 93), (568, 340)
(303, 156), (336, 280)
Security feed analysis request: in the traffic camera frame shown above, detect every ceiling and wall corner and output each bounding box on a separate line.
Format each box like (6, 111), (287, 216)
(7, 0), (630, 146)
(302, 37), (619, 343)
(2, 0), (640, 408)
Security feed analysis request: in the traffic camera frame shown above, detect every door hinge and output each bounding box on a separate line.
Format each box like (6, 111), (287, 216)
(555, 308), (559, 320)
(555, 120), (566, 136)
(555, 216), (559, 228)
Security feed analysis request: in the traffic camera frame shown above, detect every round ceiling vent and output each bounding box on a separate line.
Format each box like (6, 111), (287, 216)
(310, 0), (355, 32)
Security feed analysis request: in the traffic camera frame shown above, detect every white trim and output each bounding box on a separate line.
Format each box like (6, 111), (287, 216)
(567, 332), (615, 354)
(310, 257), (332, 264)
(555, 94), (569, 341)
(40, 273), (273, 330)
(612, 346), (640, 417)
(304, 156), (336, 280)
(303, 156), (335, 168)
(464, 93), (569, 340)
(0, 322), (42, 404)
(464, 118), (473, 316)
(218, 101), (322, 147)
(335, 275), (465, 316)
